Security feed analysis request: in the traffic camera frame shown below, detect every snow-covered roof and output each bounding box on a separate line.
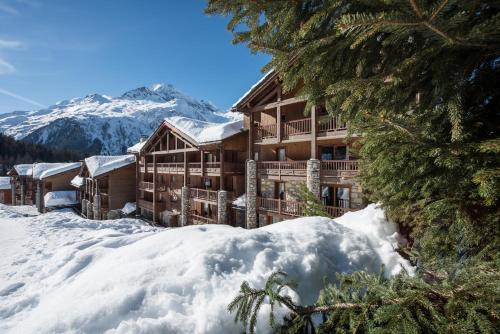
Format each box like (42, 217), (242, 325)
(85, 155), (136, 178)
(70, 175), (84, 188)
(14, 164), (33, 176)
(232, 194), (246, 208)
(231, 70), (275, 109)
(32, 162), (81, 180)
(44, 190), (78, 207)
(0, 176), (11, 190)
(121, 202), (136, 215)
(164, 116), (244, 145)
(127, 141), (146, 153)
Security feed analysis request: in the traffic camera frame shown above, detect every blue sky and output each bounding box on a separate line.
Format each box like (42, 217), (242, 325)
(0, 0), (270, 113)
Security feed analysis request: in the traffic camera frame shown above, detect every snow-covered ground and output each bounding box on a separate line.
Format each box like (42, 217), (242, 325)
(0, 204), (411, 334)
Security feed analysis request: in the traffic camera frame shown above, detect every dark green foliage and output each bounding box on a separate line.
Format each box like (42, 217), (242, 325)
(0, 133), (82, 175)
(300, 185), (330, 217)
(207, 0), (500, 332)
(230, 259), (500, 333)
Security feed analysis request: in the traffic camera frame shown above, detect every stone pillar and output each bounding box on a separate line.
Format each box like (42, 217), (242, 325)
(306, 159), (321, 197)
(20, 183), (25, 205)
(93, 194), (101, 220)
(217, 190), (228, 225)
(86, 201), (93, 220)
(81, 199), (87, 217)
(246, 160), (257, 229)
(11, 181), (16, 205)
(36, 181), (44, 213)
(180, 186), (190, 227)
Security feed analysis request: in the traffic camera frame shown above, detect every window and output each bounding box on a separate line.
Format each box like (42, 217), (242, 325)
(320, 147), (334, 160)
(254, 151), (259, 161)
(336, 187), (350, 208)
(334, 146), (347, 160)
(203, 203), (210, 216)
(321, 186), (333, 206)
(277, 148), (286, 161)
(276, 182), (286, 200)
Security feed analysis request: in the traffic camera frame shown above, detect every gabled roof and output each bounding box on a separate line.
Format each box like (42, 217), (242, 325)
(70, 175), (84, 188)
(32, 162), (81, 180)
(231, 70), (277, 112)
(127, 141), (146, 154)
(84, 155), (136, 178)
(164, 117), (244, 145)
(9, 164), (34, 177)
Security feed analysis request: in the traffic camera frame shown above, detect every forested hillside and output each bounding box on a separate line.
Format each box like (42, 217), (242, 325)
(0, 133), (82, 175)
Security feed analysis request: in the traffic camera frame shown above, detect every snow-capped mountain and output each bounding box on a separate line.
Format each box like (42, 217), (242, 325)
(0, 84), (233, 155)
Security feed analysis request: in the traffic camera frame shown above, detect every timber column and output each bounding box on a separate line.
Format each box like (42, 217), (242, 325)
(86, 201), (93, 219)
(93, 194), (101, 220)
(246, 160), (257, 229)
(217, 190), (228, 225)
(20, 182), (25, 205)
(306, 159), (321, 197)
(180, 186), (190, 227)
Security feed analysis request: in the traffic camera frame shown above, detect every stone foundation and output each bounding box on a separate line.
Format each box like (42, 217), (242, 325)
(93, 194), (101, 220)
(180, 186), (190, 227)
(217, 190), (227, 225)
(306, 159), (321, 197)
(86, 201), (93, 219)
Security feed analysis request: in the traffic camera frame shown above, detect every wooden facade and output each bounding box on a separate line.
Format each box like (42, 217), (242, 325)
(7, 164), (34, 206)
(134, 120), (247, 226)
(76, 157), (136, 220)
(232, 71), (364, 225)
(0, 177), (12, 205)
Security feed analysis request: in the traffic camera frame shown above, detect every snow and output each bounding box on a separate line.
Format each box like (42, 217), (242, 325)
(85, 155), (136, 178)
(0, 204), (412, 334)
(165, 116), (244, 144)
(44, 191), (78, 208)
(70, 175), (84, 188)
(233, 193), (246, 208)
(127, 141), (146, 153)
(13, 164), (33, 176)
(0, 176), (10, 190)
(0, 84), (232, 155)
(32, 162), (81, 180)
(232, 70), (275, 109)
(121, 202), (136, 215)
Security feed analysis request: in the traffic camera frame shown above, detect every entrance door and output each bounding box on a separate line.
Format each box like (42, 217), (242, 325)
(275, 182), (286, 200)
(335, 187), (350, 208)
(321, 186), (333, 206)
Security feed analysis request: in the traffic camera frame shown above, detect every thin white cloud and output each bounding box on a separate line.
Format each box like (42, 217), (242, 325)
(0, 2), (19, 15)
(0, 58), (15, 74)
(0, 39), (23, 49)
(0, 87), (45, 108)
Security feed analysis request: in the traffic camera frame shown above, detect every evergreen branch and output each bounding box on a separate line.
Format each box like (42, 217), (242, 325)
(409, 0), (423, 19)
(429, 0), (449, 22)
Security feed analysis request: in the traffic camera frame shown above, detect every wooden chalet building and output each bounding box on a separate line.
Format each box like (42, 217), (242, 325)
(132, 117), (247, 227)
(32, 162), (81, 213)
(74, 155), (136, 220)
(0, 176), (12, 204)
(8, 164), (34, 206)
(232, 71), (364, 227)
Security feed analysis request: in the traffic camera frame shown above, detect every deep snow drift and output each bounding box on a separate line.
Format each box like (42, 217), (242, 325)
(0, 204), (411, 334)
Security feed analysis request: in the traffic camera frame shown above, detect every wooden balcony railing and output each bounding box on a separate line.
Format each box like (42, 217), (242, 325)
(190, 188), (218, 203)
(257, 161), (308, 177)
(256, 123), (277, 141)
(204, 162), (220, 174)
(156, 163), (184, 174)
(257, 197), (304, 217)
(138, 198), (153, 211)
(320, 160), (359, 173)
(318, 116), (347, 132)
(190, 214), (218, 225)
(283, 118), (312, 139)
(139, 181), (154, 191)
(324, 205), (353, 218)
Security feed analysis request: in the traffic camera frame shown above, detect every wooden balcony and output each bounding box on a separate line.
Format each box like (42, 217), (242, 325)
(321, 160), (359, 177)
(189, 188), (218, 203)
(190, 213), (218, 225)
(258, 197), (354, 218)
(257, 161), (307, 178)
(137, 198), (166, 212)
(139, 181), (154, 192)
(257, 197), (304, 217)
(141, 162), (244, 175)
(255, 116), (348, 143)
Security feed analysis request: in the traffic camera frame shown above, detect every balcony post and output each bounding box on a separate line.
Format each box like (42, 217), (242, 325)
(220, 147), (225, 190)
(246, 160), (257, 229)
(276, 84), (282, 141)
(249, 112), (254, 160)
(311, 105), (318, 159)
(183, 151), (188, 186)
(36, 181), (44, 213)
(135, 154), (140, 217)
(153, 154), (157, 223)
(93, 192), (102, 220)
(217, 190), (228, 225)
(180, 186), (190, 227)
(306, 159), (321, 198)
(200, 150), (204, 177)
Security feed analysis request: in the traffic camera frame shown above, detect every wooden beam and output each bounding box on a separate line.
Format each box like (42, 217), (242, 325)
(250, 96), (307, 113)
(166, 131), (170, 152)
(255, 87), (278, 107)
(219, 147), (225, 190)
(148, 147), (198, 155)
(153, 154), (157, 223)
(200, 150), (204, 178)
(311, 105), (317, 159)
(276, 84), (282, 142)
(249, 112), (254, 160)
(183, 151), (188, 186)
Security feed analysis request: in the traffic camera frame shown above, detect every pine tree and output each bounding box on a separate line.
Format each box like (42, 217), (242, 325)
(207, 1), (500, 332)
(300, 185), (330, 217)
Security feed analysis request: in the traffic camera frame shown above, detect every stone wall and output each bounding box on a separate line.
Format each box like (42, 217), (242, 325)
(217, 190), (227, 225)
(246, 160), (257, 229)
(180, 186), (190, 227)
